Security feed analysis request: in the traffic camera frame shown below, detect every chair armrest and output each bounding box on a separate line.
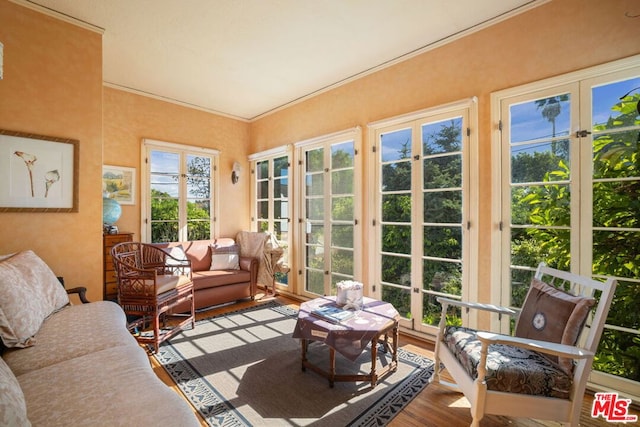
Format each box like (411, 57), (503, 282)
(66, 287), (90, 304)
(476, 331), (594, 360)
(437, 297), (517, 317)
(239, 256), (256, 272)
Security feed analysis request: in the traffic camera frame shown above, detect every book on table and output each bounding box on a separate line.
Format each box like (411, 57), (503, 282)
(311, 305), (355, 323)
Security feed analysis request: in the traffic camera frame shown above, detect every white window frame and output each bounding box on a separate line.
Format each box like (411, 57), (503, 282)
(248, 145), (293, 292)
(294, 127), (363, 298)
(141, 138), (220, 242)
(367, 98), (479, 334)
(490, 54), (640, 401)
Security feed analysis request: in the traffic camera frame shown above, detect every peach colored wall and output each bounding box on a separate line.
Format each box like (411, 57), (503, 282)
(0, 1), (104, 300)
(103, 88), (251, 239)
(249, 0), (640, 299)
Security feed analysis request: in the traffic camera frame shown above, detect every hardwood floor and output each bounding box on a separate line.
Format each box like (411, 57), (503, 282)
(148, 293), (639, 426)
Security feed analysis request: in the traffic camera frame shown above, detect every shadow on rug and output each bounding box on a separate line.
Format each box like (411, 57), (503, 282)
(153, 301), (433, 426)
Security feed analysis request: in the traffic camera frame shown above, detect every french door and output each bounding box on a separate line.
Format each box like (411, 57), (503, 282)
(252, 150), (291, 288)
(370, 102), (473, 335)
(497, 62), (640, 398)
(295, 129), (361, 297)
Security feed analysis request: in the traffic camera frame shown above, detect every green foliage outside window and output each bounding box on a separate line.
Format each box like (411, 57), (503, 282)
(511, 93), (640, 382)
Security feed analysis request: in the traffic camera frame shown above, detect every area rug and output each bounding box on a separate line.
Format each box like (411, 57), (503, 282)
(153, 301), (434, 426)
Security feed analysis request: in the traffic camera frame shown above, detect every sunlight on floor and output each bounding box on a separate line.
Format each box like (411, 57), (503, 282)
(448, 396), (471, 408)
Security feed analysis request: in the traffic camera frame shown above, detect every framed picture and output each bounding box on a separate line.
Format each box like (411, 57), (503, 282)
(0, 129), (79, 212)
(102, 165), (136, 205)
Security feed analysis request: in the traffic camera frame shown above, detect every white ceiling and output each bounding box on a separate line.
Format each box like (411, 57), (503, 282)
(26, 0), (541, 121)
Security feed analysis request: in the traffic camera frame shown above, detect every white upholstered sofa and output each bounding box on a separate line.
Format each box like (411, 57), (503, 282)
(0, 250), (199, 427)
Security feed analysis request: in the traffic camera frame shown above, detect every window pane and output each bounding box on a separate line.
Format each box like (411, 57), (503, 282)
(273, 156), (288, 178)
(382, 194), (411, 222)
(331, 224), (353, 248)
(187, 220), (210, 241)
(306, 245), (324, 269)
(306, 269), (324, 295)
(422, 117), (462, 154)
(331, 196), (353, 221)
(592, 230), (640, 279)
(306, 148), (324, 172)
(424, 226), (462, 260)
(510, 94), (571, 143)
(306, 173), (324, 196)
(331, 169), (353, 194)
(331, 248), (353, 275)
(151, 197), (178, 219)
(187, 155), (210, 177)
(274, 199), (287, 219)
(257, 160), (268, 179)
(381, 224), (411, 254)
(306, 223), (324, 245)
(187, 177), (209, 198)
(257, 180), (268, 199)
(306, 198), (323, 220)
(424, 190), (462, 223)
(381, 128), (412, 162)
(423, 259), (461, 293)
(273, 177), (287, 198)
(381, 254), (411, 285)
(511, 184), (570, 227)
(511, 140), (570, 183)
(593, 132), (640, 179)
(424, 154), (461, 189)
(331, 141), (354, 169)
(151, 221), (178, 243)
(382, 285), (410, 319)
(593, 181), (640, 227)
(257, 201), (268, 219)
(382, 162), (411, 191)
(150, 151), (179, 173)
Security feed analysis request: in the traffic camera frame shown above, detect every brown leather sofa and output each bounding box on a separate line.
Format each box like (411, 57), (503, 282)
(153, 238), (258, 312)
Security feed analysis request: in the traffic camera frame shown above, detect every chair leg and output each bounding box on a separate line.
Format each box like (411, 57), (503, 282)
(153, 311), (161, 353)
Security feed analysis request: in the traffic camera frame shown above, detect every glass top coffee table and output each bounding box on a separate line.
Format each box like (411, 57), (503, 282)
(292, 296), (399, 387)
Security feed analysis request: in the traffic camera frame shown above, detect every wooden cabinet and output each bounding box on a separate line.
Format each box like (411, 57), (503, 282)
(103, 232), (133, 301)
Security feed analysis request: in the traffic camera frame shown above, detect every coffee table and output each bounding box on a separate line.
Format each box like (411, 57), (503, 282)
(292, 296), (399, 387)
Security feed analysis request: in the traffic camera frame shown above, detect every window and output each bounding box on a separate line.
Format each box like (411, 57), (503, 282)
(141, 139), (219, 243)
(249, 146), (291, 288)
(493, 56), (640, 398)
(369, 99), (476, 335)
(295, 128), (362, 297)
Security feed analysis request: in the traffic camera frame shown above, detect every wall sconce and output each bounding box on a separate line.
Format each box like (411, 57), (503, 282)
(232, 161), (241, 184)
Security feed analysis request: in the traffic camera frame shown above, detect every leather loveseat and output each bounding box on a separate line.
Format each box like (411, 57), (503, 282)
(153, 238), (258, 311)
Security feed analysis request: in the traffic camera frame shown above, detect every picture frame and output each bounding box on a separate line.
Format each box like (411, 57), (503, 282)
(0, 129), (79, 212)
(102, 165), (136, 205)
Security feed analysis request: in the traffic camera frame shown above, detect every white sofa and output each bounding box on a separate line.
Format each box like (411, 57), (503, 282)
(0, 250), (199, 427)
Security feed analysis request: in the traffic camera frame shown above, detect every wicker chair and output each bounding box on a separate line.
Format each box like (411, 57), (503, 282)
(111, 242), (195, 353)
(431, 263), (617, 426)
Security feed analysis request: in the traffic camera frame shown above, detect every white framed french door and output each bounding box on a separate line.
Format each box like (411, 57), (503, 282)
(369, 100), (475, 335)
(494, 57), (640, 399)
(294, 128), (362, 298)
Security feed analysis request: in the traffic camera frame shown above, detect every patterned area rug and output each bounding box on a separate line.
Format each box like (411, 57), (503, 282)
(153, 301), (433, 426)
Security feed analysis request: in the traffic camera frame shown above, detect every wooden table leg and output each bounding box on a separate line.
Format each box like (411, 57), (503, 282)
(301, 339), (307, 372)
(329, 346), (336, 387)
(370, 334), (379, 387)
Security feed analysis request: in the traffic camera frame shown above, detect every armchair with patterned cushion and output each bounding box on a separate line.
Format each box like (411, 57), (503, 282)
(431, 263), (617, 426)
(111, 242), (195, 353)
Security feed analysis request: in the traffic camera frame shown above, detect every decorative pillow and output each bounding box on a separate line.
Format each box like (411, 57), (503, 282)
(210, 242), (240, 271)
(515, 277), (595, 374)
(164, 245), (191, 274)
(0, 250), (70, 348)
(0, 357), (29, 426)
